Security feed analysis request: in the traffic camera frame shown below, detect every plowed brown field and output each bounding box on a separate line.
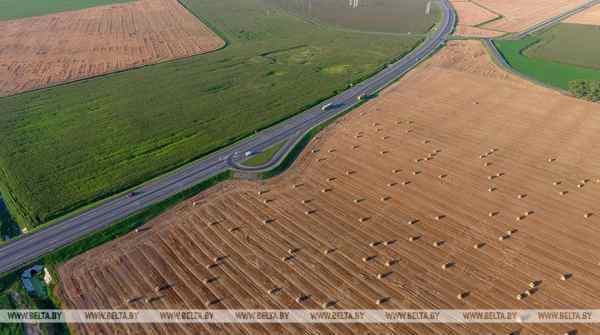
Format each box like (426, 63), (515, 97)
(565, 3), (600, 25)
(58, 41), (600, 335)
(0, 0), (223, 97)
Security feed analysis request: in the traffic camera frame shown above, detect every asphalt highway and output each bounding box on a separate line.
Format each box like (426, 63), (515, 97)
(0, 0), (454, 274)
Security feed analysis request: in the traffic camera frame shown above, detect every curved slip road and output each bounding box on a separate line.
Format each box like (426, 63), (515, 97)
(0, 1), (457, 274)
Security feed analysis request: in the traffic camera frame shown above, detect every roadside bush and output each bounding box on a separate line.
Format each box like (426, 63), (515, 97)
(569, 80), (600, 101)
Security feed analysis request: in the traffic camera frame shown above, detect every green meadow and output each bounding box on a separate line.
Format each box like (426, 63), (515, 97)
(523, 23), (600, 70)
(494, 25), (600, 90)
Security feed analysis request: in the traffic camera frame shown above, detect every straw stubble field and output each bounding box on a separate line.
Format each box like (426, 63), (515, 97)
(451, 0), (591, 37)
(58, 41), (600, 334)
(565, 3), (600, 25)
(450, 0), (503, 37)
(0, 0), (224, 96)
(474, 0), (590, 32)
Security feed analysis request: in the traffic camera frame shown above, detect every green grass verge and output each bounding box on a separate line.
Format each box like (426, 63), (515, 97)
(493, 36), (600, 90)
(523, 23), (600, 70)
(241, 141), (286, 167)
(0, 0), (423, 228)
(0, 0), (133, 21)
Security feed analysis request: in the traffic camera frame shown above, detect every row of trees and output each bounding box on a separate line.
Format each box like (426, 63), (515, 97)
(569, 80), (600, 102)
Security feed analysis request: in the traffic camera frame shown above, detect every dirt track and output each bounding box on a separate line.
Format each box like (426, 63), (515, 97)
(565, 3), (600, 25)
(57, 40), (600, 334)
(0, 0), (223, 97)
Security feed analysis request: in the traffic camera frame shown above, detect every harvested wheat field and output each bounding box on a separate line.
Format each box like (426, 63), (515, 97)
(565, 3), (600, 25)
(472, 0), (590, 32)
(0, 0), (223, 97)
(58, 40), (600, 335)
(450, 0), (504, 37)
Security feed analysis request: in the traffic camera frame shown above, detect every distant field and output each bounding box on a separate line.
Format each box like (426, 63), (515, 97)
(523, 23), (600, 70)
(0, 0), (423, 227)
(0, 0), (224, 96)
(0, 0), (132, 20)
(494, 36), (600, 90)
(473, 0), (589, 33)
(565, 3), (600, 25)
(263, 0), (440, 34)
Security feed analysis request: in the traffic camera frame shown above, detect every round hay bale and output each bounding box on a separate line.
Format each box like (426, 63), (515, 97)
(561, 273), (572, 281)
(441, 262), (453, 269)
(296, 295), (307, 303)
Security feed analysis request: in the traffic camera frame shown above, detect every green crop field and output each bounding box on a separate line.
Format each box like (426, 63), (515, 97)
(0, 0), (424, 227)
(523, 23), (600, 70)
(0, 0), (132, 21)
(262, 0), (440, 34)
(494, 35), (600, 90)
